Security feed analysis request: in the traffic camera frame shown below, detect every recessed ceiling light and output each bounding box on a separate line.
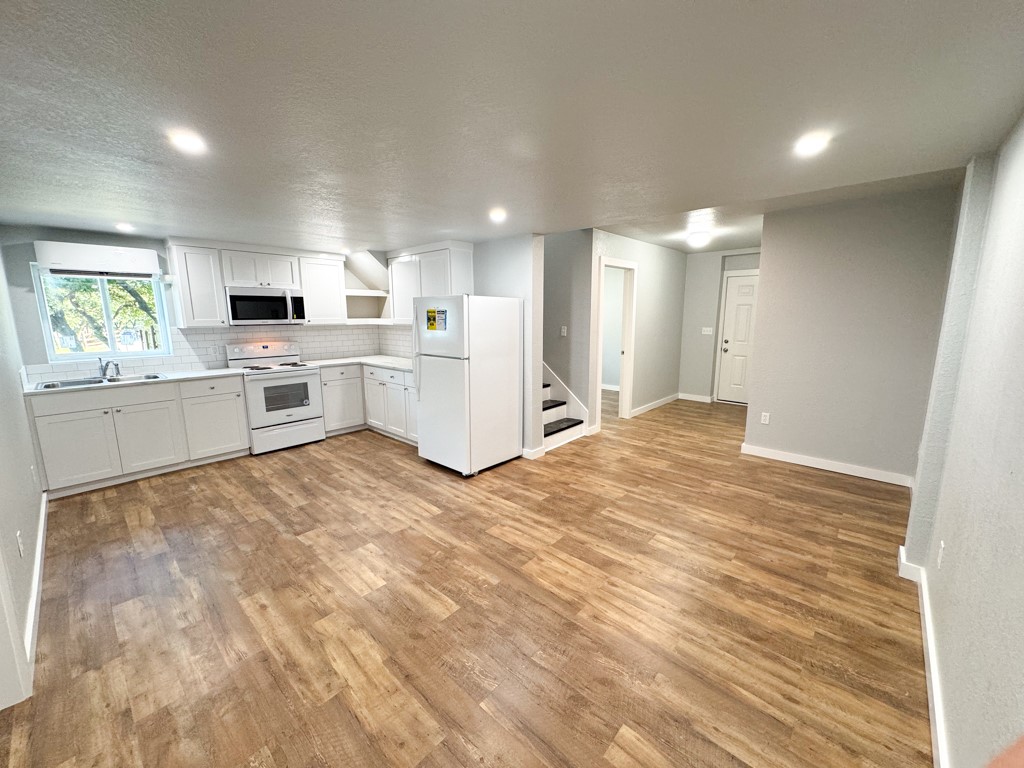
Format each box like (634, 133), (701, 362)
(114, 222), (135, 233)
(166, 128), (208, 155)
(686, 231), (714, 249)
(489, 207), (508, 224)
(794, 130), (832, 158)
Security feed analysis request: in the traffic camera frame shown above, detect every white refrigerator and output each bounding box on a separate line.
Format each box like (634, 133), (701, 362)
(414, 295), (523, 476)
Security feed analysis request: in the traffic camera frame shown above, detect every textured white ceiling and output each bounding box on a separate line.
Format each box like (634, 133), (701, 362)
(1, 1), (1021, 252)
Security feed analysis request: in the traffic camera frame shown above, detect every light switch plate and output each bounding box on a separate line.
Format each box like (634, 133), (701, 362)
(560, 326), (567, 337)
(701, 327), (714, 335)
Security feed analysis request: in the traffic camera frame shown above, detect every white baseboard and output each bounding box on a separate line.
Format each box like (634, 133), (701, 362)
(898, 545), (924, 584)
(917, 569), (950, 768)
(630, 393), (678, 418)
(739, 442), (914, 487)
(601, 384), (620, 392)
(585, 424), (601, 436)
(522, 446), (545, 460)
(24, 493), (48, 660)
(677, 392), (712, 403)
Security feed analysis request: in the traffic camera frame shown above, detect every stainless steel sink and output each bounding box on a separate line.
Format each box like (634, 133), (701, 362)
(34, 373), (166, 390)
(103, 374), (166, 383)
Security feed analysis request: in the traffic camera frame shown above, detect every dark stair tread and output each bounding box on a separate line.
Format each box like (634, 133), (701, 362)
(542, 399), (566, 411)
(544, 417), (584, 438)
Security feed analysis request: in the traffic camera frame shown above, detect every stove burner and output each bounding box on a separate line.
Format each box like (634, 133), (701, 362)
(244, 365), (273, 370)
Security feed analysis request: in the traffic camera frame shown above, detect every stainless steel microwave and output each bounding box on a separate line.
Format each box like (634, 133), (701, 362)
(225, 287), (306, 325)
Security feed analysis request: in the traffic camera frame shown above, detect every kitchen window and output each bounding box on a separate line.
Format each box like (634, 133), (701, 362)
(32, 266), (173, 361)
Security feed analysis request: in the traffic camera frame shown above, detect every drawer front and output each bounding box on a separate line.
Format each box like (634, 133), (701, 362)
(30, 382), (180, 416)
(403, 371), (416, 387)
(319, 364), (362, 383)
(180, 376), (243, 399)
(364, 365), (407, 384)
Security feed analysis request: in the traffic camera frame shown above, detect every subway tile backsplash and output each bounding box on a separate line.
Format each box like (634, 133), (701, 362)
(22, 324), (392, 383)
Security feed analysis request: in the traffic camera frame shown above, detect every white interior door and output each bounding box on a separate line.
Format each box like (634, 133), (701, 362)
(716, 273), (759, 404)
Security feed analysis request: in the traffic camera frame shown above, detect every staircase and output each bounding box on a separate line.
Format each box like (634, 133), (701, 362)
(542, 381), (585, 451)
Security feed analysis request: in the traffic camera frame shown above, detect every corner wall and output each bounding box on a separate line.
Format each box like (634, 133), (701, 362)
(916, 110), (1024, 766)
(543, 230), (594, 404)
(743, 187), (958, 483)
(0, 243), (45, 709)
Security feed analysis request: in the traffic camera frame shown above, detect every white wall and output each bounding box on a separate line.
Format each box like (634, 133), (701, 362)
(0, 243), (44, 709)
(904, 157), (995, 566)
(543, 230), (594, 401)
(591, 230), (686, 417)
(473, 234), (544, 455)
(915, 112), (1024, 766)
(601, 267), (623, 388)
(743, 187), (958, 482)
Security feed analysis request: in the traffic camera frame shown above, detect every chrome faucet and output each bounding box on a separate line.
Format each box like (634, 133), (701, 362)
(98, 357), (121, 378)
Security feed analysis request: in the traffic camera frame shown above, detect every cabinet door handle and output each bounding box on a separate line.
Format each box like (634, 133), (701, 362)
(102, 410), (110, 414)
(115, 408), (122, 413)
(209, 385), (216, 389)
(236, 393), (241, 397)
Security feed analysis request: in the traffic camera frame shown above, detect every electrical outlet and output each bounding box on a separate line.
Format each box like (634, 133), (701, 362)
(16, 531), (24, 558)
(760, 412), (770, 425)
(938, 540), (945, 569)
(701, 327), (714, 335)
(560, 325), (567, 337)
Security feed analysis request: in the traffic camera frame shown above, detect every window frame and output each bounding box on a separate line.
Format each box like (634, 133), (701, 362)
(31, 264), (174, 363)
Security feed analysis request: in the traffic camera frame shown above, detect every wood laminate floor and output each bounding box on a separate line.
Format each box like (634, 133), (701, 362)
(0, 396), (930, 767)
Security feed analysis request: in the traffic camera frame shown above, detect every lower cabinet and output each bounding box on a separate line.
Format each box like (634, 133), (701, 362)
(323, 378), (364, 431)
(34, 409), (122, 488)
(364, 379), (386, 429)
(113, 401), (189, 473)
(182, 391), (249, 459)
(363, 378), (417, 442)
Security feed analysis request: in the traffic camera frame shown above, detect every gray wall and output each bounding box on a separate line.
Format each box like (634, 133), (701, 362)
(0, 226), (169, 365)
(601, 267), (623, 388)
(919, 113), (1024, 766)
(592, 230), (686, 413)
(473, 234), (544, 454)
(904, 157), (994, 565)
(744, 187), (958, 480)
(542, 230), (594, 401)
(0, 242), (43, 707)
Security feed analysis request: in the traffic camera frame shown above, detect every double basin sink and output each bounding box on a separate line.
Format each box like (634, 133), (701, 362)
(35, 373), (167, 390)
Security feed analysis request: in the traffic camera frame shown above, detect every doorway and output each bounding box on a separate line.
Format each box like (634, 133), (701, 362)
(596, 259), (637, 423)
(714, 269), (759, 404)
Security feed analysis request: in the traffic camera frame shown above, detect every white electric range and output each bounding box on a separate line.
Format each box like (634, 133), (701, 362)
(226, 342), (326, 454)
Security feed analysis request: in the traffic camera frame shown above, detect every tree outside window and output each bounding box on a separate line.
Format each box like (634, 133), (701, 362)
(35, 270), (171, 359)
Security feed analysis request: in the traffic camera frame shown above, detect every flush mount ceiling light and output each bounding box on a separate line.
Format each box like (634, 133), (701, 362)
(166, 128), (208, 155)
(686, 231), (714, 249)
(114, 222), (135, 233)
(489, 207), (508, 224)
(794, 130), (832, 158)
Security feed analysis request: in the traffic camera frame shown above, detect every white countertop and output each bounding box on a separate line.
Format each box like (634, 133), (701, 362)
(23, 357), (413, 396)
(308, 355), (413, 371)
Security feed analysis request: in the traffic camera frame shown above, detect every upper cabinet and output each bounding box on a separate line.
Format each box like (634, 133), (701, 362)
(222, 250), (300, 289)
(299, 256), (348, 325)
(168, 245), (228, 328)
(386, 241), (474, 323)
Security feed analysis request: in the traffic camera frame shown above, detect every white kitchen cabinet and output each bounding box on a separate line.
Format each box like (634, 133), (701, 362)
(418, 250), (451, 297)
(384, 382), (408, 438)
(182, 391), (249, 459)
(222, 250), (300, 289)
(323, 378), (364, 431)
(299, 256), (348, 324)
(386, 241), (474, 323)
(34, 409), (122, 488)
(405, 386), (418, 442)
(169, 245), (228, 328)
(364, 379), (386, 429)
(113, 401), (189, 473)
(389, 258), (419, 323)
